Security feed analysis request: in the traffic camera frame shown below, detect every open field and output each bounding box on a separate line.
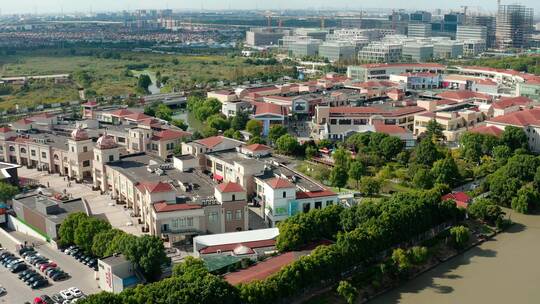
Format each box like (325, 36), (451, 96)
(0, 48), (284, 109)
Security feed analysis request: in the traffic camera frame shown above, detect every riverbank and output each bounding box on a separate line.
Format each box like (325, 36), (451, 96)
(369, 209), (539, 304)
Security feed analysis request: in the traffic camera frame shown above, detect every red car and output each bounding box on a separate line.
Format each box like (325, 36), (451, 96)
(40, 262), (57, 272)
(33, 297), (43, 304)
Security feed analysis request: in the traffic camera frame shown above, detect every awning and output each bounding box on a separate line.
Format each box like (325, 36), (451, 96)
(214, 173), (223, 181)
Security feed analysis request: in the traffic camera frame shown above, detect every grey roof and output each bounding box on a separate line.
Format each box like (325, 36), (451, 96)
(255, 164), (324, 192)
(107, 153), (216, 202)
(13, 193), (87, 224)
(100, 254), (130, 267)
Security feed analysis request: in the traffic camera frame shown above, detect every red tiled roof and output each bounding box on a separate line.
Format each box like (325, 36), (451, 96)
(252, 102), (287, 116)
(488, 108), (540, 127)
(153, 201), (202, 213)
(0, 126), (12, 133)
(139, 118), (162, 127)
(109, 109), (134, 117)
(469, 125), (503, 137)
(266, 178), (295, 189)
(225, 252), (296, 285)
(217, 182), (245, 193)
(373, 124), (409, 135)
(474, 79), (497, 86)
(196, 136), (224, 148)
(349, 80), (398, 89)
(151, 129), (191, 141)
(244, 143), (271, 152)
(14, 118), (33, 125)
(246, 86), (279, 93)
(124, 113), (151, 121)
(82, 101), (98, 106)
(137, 181), (174, 193)
(437, 90), (490, 101)
(493, 96), (534, 110)
(295, 189), (336, 199)
(199, 239), (275, 255)
(442, 192), (471, 209)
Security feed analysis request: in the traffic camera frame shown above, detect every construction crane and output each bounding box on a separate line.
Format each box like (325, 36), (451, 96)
(461, 6), (468, 24)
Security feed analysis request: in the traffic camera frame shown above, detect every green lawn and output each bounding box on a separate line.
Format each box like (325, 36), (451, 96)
(0, 48), (286, 110)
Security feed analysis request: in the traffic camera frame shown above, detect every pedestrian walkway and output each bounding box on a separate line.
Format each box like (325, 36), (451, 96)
(18, 167), (145, 236)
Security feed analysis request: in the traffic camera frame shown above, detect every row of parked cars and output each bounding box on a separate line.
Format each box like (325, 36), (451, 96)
(0, 248), (48, 289)
(20, 247), (69, 281)
(33, 287), (85, 304)
(63, 246), (97, 271)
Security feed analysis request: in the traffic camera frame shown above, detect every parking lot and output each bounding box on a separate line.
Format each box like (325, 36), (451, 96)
(0, 230), (100, 303)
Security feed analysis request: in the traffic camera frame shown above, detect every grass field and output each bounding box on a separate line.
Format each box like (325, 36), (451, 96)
(0, 48), (282, 110)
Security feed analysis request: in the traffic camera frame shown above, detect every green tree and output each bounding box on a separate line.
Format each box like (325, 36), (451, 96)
(74, 218), (111, 254)
(172, 256), (208, 278)
(276, 134), (300, 155)
(230, 111), (249, 131)
(305, 145), (318, 159)
(360, 177), (381, 196)
(391, 248), (412, 274)
(431, 156), (460, 187)
(171, 119), (188, 131)
(0, 182), (19, 202)
(105, 232), (137, 257)
(501, 126), (528, 150)
(332, 147), (351, 169)
(155, 104), (172, 121)
(58, 212), (88, 246)
(380, 136), (404, 161)
(493, 145), (512, 167)
(467, 198), (504, 225)
(247, 136), (265, 145)
(409, 246), (429, 264)
(425, 119), (445, 142)
(223, 129), (235, 138)
(206, 114), (230, 131)
(137, 74), (152, 92)
(413, 138), (442, 166)
(450, 226), (470, 249)
(488, 170), (522, 206)
(511, 185), (540, 214)
(337, 281), (358, 304)
(330, 166), (348, 190)
(91, 229), (125, 258)
(348, 161), (366, 188)
(267, 125), (288, 143)
(245, 120), (263, 136)
(125, 235), (169, 281)
(413, 168), (434, 189)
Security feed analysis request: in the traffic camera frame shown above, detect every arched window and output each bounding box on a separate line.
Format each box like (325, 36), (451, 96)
(20, 148), (26, 153)
(54, 154), (59, 160)
(9, 146), (15, 152)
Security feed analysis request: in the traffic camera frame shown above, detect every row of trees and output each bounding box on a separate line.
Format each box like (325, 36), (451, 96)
(81, 257), (239, 304)
(58, 213), (169, 281)
(238, 190), (462, 304)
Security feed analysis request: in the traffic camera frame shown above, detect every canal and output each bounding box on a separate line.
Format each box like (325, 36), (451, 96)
(370, 209), (540, 304)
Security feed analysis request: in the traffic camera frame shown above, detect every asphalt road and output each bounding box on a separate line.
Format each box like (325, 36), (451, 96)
(0, 229), (100, 303)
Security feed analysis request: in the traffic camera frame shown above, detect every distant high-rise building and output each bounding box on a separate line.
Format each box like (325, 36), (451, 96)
(408, 23), (432, 38)
(457, 25), (487, 43)
(496, 4), (534, 49)
(410, 11), (432, 23)
(443, 12), (465, 34)
(470, 15), (496, 48)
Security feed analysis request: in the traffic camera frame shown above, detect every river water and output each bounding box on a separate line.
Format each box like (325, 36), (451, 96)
(370, 209), (540, 304)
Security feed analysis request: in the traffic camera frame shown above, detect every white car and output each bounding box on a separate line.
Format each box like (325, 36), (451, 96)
(0, 286), (6, 296)
(60, 290), (74, 300)
(68, 287), (83, 298)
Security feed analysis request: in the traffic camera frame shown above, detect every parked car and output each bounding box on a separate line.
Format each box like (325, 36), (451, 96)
(31, 279), (48, 289)
(39, 295), (55, 304)
(19, 247), (35, 255)
(19, 269), (36, 278)
(0, 285), (6, 297)
(22, 272), (40, 282)
(64, 246), (78, 255)
(51, 294), (64, 303)
(51, 271), (69, 281)
(11, 263), (28, 273)
(68, 287), (83, 298)
(40, 262), (57, 272)
(60, 290), (74, 300)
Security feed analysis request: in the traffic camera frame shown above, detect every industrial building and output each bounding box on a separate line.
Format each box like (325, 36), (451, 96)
(319, 41), (356, 62)
(402, 43), (434, 62)
(408, 23), (432, 38)
(358, 42), (402, 63)
(495, 4), (534, 49)
(246, 28), (290, 46)
(456, 25), (488, 43)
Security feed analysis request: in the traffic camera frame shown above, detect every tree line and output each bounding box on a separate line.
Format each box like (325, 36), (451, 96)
(58, 212), (169, 281)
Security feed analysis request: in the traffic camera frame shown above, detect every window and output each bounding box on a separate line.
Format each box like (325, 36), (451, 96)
(226, 211), (233, 221)
(71, 147), (75, 152)
(20, 148), (26, 153)
(109, 155), (114, 162)
(172, 219), (179, 229)
(187, 217), (193, 227)
(83, 160), (90, 167)
(326, 200), (333, 206)
(41, 152), (47, 159)
(315, 201), (322, 209)
(303, 203), (311, 213)
(283, 191), (286, 198)
(208, 212), (218, 223)
(9, 146), (14, 152)
(117, 137), (125, 143)
(96, 155), (100, 161)
(83, 146), (88, 152)
(232, 194), (236, 201)
(235, 209), (242, 220)
(151, 144), (158, 151)
(216, 163), (223, 172)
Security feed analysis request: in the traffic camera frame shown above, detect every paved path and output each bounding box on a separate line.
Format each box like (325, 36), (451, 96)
(18, 167), (145, 236)
(0, 229), (100, 303)
(370, 209), (540, 304)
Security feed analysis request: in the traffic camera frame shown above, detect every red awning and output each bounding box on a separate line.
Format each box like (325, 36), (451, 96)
(214, 173), (223, 181)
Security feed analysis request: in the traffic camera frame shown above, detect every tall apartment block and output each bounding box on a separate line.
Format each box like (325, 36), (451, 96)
(408, 23), (432, 38)
(470, 15), (496, 48)
(496, 4), (534, 49)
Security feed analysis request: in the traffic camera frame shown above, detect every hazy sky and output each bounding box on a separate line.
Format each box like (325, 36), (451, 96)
(1, 0), (539, 15)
